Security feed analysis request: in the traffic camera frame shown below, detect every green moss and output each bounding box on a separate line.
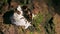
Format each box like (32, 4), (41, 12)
(32, 13), (44, 32)
(30, 32), (33, 34)
(33, 13), (43, 26)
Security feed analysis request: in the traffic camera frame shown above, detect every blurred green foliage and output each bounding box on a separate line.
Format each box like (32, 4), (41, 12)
(3, 0), (8, 3)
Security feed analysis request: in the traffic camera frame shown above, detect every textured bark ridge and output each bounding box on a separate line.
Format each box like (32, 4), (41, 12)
(0, 0), (60, 34)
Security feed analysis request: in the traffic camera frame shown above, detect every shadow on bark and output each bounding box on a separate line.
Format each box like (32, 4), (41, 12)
(44, 17), (55, 34)
(3, 10), (14, 24)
